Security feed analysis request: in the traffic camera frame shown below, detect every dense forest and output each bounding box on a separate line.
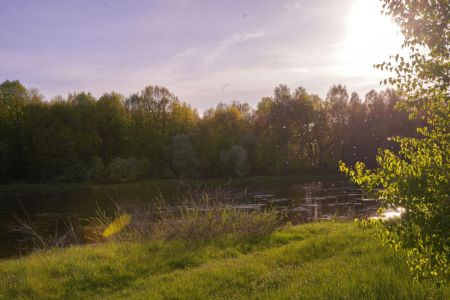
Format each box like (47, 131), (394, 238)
(0, 79), (417, 182)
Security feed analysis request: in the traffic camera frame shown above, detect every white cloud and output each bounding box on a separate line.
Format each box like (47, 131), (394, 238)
(173, 47), (200, 60)
(204, 30), (266, 65)
(287, 67), (310, 73)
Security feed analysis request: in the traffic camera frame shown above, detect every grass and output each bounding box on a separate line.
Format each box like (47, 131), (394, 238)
(84, 194), (281, 245)
(0, 173), (344, 196)
(0, 221), (447, 299)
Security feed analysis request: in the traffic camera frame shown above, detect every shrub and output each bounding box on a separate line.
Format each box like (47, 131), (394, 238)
(59, 159), (88, 182)
(220, 145), (250, 177)
(86, 156), (107, 181)
(341, 0), (449, 284)
(170, 134), (199, 178)
(106, 157), (151, 182)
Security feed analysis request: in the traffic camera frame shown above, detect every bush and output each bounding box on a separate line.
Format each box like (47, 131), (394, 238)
(170, 134), (199, 177)
(86, 156), (106, 181)
(341, 0), (449, 284)
(59, 159), (88, 182)
(220, 145), (250, 177)
(106, 157), (150, 182)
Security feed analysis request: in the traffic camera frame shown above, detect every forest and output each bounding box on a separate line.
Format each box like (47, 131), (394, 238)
(0, 79), (417, 182)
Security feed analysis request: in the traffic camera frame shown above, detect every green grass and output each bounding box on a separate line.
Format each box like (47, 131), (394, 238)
(1, 222), (446, 299)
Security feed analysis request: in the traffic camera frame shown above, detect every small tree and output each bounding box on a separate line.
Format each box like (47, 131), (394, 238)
(340, 0), (449, 283)
(171, 134), (199, 178)
(220, 145), (250, 178)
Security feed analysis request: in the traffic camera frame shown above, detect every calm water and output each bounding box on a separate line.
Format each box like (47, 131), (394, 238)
(0, 180), (379, 259)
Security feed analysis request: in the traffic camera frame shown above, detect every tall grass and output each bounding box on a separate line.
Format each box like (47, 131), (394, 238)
(150, 194), (280, 244)
(89, 188), (282, 245)
(8, 214), (84, 252)
(8, 187), (281, 255)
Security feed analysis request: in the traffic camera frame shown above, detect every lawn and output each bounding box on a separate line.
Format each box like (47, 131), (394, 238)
(0, 222), (447, 299)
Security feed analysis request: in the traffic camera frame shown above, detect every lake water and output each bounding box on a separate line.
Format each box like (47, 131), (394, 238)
(0, 180), (379, 259)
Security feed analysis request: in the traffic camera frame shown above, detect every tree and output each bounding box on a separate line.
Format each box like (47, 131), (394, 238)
(340, 0), (449, 283)
(197, 102), (251, 176)
(170, 134), (199, 178)
(0, 80), (29, 179)
(125, 85), (180, 174)
(220, 145), (250, 178)
(253, 86), (319, 174)
(327, 84), (349, 163)
(96, 92), (127, 162)
(344, 92), (366, 166)
(0, 78), (433, 183)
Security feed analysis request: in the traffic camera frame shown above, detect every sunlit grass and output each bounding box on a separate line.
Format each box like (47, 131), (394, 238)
(0, 222), (447, 299)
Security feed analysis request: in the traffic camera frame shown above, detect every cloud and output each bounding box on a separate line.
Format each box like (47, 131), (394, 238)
(287, 67), (310, 73)
(204, 30), (266, 65)
(284, 0), (305, 11)
(173, 47), (200, 60)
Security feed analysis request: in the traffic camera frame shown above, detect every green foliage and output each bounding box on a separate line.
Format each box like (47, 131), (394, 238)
(125, 86), (198, 174)
(107, 157), (151, 183)
(86, 156), (107, 181)
(0, 79), (416, 181)
(170, 134), (199, 178)
(96, 92), (127, 162)
(0, 140), (10, 178)
(341, 0), (449, 283)
(197, 102), (252, 175)
(0, 80), (29, 179)
(220, 145), (250, 177)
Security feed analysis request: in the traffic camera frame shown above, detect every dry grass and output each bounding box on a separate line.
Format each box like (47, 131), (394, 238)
(150, 194), (281, 244)
(93, 188), (282, 245)
(8, 214), (84, 252)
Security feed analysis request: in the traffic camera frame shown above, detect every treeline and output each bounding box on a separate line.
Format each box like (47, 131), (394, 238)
(0, 80), (417, 182)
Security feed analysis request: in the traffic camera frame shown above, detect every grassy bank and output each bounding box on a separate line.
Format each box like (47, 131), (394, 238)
(0, 222), (447, 299)
(0, 173), (344, 196)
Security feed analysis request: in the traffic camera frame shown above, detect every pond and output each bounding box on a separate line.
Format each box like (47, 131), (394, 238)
(0, 180), (380, 259)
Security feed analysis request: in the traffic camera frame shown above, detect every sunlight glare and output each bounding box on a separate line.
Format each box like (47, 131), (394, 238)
(338, 0), (404, 76)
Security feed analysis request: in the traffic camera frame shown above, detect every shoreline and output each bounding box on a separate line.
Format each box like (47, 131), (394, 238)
(0, 173), (346, 197)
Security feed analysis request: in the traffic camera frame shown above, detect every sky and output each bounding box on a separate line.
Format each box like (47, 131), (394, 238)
(0, 0), (404, 110)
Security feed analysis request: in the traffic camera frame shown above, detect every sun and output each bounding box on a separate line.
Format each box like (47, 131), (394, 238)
(339, 0), (404, 76)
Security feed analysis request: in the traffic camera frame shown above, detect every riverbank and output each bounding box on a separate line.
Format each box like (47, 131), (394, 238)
(0, 222), (447, 299)
(0, 173), (345, 196)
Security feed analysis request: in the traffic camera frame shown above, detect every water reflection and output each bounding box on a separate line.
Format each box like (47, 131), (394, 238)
(0, 180), (380, 258)
(370, 206), (405, 220)
(241, 181), (379, 224)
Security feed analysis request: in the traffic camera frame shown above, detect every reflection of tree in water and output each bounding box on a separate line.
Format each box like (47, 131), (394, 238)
(303, 182), (323, 221)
